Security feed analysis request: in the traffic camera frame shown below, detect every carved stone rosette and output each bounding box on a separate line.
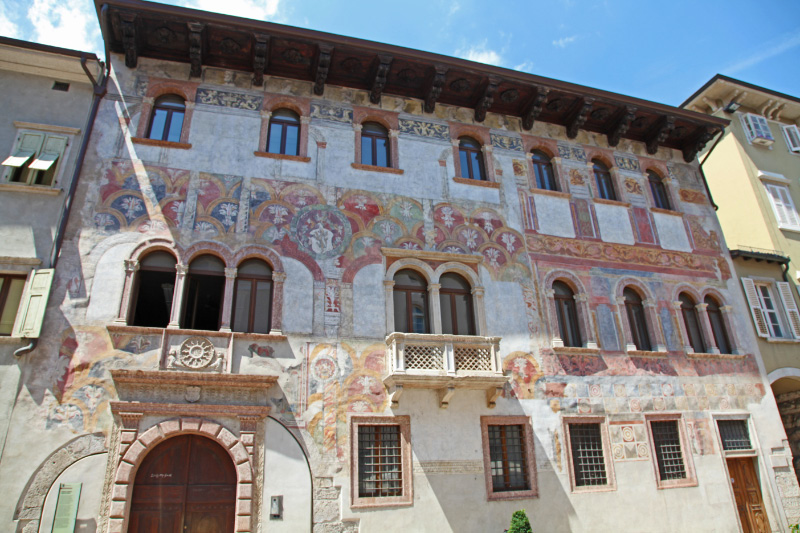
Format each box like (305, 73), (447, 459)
(166, 336), (225, 372)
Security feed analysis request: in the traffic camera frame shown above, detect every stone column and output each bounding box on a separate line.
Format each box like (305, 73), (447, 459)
(429, 283), (442, 334)
(270, 272), (286, 335)
(482, 144), (495, 181)
(576, 294), (598, 349)
(472, 287), (487, 336)
(168, 264), (189, 329)
(720, 305), (740, 354)
(645, 301), (667, 352)
(353, 123), (363, 164)
(672, 301), (692, 353)
(219, 267), (237, 332)
(545, 289), (563, 347)
(696, 302), (719, 354)
(384, 280), (395, 334)
(115, 259), (140, 324)
(299, 115), (311, 158)
(615, 296), (637, 352)
(389, 129), (400, 169)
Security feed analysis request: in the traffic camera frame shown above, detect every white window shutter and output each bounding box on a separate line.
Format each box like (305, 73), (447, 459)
(783, 125), (800, 153)
(11, 269), (54, 339)
(776, 281), (800, 339)
(766, 184), (800, 229)
(741, 278), (769, 338)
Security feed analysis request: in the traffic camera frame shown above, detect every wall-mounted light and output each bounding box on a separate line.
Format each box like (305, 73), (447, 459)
(724, 101), (741, 113)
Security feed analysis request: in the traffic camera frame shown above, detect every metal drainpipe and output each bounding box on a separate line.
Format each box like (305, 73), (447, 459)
(17, 11), (110, 358)
(697, 127), (725, 212)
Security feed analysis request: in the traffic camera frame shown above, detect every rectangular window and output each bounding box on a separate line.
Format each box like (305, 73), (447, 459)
(718, 420), (752, 451)
(742, 278), (800, 339)
(756, 283), (786, 338)
(0, 274), (27, 335)
(481, 416), (537, 500)
(2, 129), (70, 187)
(783, 124), (800, 153)
(646, 415), (696, 488)
(764, 183), (800, 231)
(563, 417), (615, 492)
(741, 113), (774, 145)
(350, 416), (411, 508)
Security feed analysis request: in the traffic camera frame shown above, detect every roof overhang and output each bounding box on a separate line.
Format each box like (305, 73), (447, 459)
(96, 0), (727, 161)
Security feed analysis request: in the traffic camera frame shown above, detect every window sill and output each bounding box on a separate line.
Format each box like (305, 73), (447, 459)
(552, 346), (601, 356)
(351, 163), (403, 175)
(777, 225), (800, 234)
(453, 176), (500, 189)
(650, 207), (680, 216)
(765, 337), (800, 344)
(106, 324), (287, 342)
(685, 351), (747, 359)
(530, 188), (570, 199)
(131, 137), (192, 150)
(0, 336), (24, 344)
(486, 488), (539, 502)
(0, 183), (62, 196)
(593, 198), (630, 207)
(627, 350), (668, 357)
(255, 151), (311, 163)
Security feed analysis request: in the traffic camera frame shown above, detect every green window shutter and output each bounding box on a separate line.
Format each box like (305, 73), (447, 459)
(19, 132), (45, 153)
(11, 268), (54, 339)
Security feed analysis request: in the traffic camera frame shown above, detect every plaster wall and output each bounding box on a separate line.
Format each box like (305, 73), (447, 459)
(38, 453), (107, 533)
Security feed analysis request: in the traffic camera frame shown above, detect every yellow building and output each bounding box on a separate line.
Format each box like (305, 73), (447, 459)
(683, 75), (800, 463)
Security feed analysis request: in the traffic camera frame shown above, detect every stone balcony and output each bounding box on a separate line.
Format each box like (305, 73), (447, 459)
(383, 332), (508, 409)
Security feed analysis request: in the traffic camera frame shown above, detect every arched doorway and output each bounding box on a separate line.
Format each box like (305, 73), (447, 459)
(129, 435), (236, 532)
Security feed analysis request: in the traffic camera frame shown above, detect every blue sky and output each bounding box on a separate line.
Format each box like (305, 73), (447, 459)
(1, 0), (799, 107)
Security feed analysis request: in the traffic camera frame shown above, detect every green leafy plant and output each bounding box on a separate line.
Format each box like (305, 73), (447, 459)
(508, 509), (532, 533)
(790, 524), (799, 533)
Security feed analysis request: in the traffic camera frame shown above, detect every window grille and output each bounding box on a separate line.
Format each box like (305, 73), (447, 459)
(718, 420), (752, 451)
(488, 425), (529, 491)
(570, 423), (607, 486)
(358, 425), (402, 497)
(651, 421), (686, 480)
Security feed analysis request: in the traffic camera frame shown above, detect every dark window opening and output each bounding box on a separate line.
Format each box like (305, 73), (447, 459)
(148, 94), (185, 143)
(232, 259), (273, 334)
(705, 295), (732, 354)
(624, 287), (651, 351)
(458, 137), (486, 181)
(648, 170), (671, 210)
(651, 420), (686, 481)
(0, 274), (26, 335)
(361, 122), (389, 167)
(358, 425), (402, 497)
(132, 251), (176, 328)
(718, 420), (752, 451)
(592, 159), (617, 201)
(531, 150), (557, 191)
(267, 108), (300, 156)
(52, 81), (70, 92)
(439, 273), (475, 335)
(488, 424), (529, 492)
(182, 255), (225, 331)
(679, 292), (706, 353)
(570, 423), (608, 487)
(393, 269), (429, 333)
(554, 281), (581, 347)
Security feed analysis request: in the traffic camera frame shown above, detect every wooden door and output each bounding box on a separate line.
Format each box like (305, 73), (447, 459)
(130, 435), (236, 533)
(727, 457), (770, 533)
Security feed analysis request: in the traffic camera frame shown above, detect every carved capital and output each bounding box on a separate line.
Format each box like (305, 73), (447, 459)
(272, 272), (287, 283)
(239, 415), (261, 432)
(124, 259), (140, 273)
(224, 268), (237, 279)
(384, 280), (396, 288)
(471, 287), (485, 297)
(176, 264), (189, 275)
(428, 283), (441, 292)
(118, 411), (142, 430)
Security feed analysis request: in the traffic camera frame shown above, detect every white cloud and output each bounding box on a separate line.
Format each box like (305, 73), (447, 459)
(0, 4), (21, 39)
(552, 35), (577, 48)
(514, 61), (535, 73)
(180, 0), (282, 21)
(724, 29), (800, 74)
(27, 0), (101, 54)
(456, 40), (503, 66)
(448, 1), (461, 17)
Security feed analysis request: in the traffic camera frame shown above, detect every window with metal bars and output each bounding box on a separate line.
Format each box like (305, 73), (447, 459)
(488, 425), (529, 492)
(718, 420), (752, 451)
(569, 423), (608, 487)
(651, 420), (686, 481)
(357, 425), (403, 498)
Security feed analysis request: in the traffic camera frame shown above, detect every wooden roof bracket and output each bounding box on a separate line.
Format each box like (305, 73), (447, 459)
(424, 65), (448, 113)
(682, 126), (720, 163)
(118, 12), (138, 68)
(606, 105), (637, 147)
(521, 86), (550, 131)
(312, 43), (333, 95)
(566, 97), (595, 139)
(646, 115), (675, 155)
(370, 54), (393, 104)
(474, 76), (500, 122)
(252, 33), (270, 86)
(187, 22), (204, 78)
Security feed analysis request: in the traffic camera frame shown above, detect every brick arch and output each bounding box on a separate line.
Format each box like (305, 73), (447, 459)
(108, 417), (253, 533)
(262, 93), (311, 116)
(181, 241), (234, 267)
(449, 122), (490, 145)
(584, 148), (614, 169)
(352, 107), (399, 130)
(14, 433), (106, 533)
(265, 102), (304, 118)
(542, 269), (587, 296)
(673, 283), (702, 304)
(613, 277), (655, 304)
(700, 287), (727, 306)
(232, 245), (284, 273)
(523, 137), (558, 159)
(145, 79), (199, 103)
(129, 237), (181, 263)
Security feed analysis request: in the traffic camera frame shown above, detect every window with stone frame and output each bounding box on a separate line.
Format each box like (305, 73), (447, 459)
(592, 159), (617, 201)
(624, 287), (651, 351)
(147, 94), (186, 143)
(531, 150), (557, 191)
(741, 278), (800, 340)
(2, 126), (71, 187)
(361, 122), (390, 168)
(131, 251), (176, 328)
(0, 273), (26, 335)
(563, 417), (615, 493)
(458, 137), (486, 181)
(232, 258), (273, 334)
(350, 415), (412, 508)
(181, 254), (225, 331)
(266, 108), (301, 156)
(648, 170), (671, 210)
(645, 414), (697, 489)
(439, 272), (475, 336)
(704, 295), (732, 354)
(553, 280), (582, 347)
(480, 416), (538, 501)
(679, 292), (706, 353)
(392, 269), (430, 334)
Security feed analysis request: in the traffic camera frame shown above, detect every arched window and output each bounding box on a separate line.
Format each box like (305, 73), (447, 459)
(458, 137), (486, 181)
(232, 259), (273, 334)
(393, 269), (429, 333)
(267, 108), (300, 156)
(439, 273), (475, 335)
(182, 254), (225, 331)
(648, 170), (671, 210)
(531, 150), (557, 191)
(361, 122), (390, 167)
(132, 251), (176, 328)
(148, 95), (185, 143)
(592, 159), (616, 201)
(679, 293), (705, 353)
(705, 295), (731, 354)
(624, 287), (651, 351)
(553, 281), (581, 347)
